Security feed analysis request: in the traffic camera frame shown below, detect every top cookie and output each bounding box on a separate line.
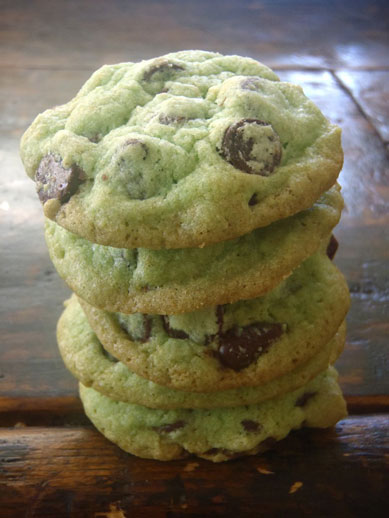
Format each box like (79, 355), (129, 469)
(20, 50), (342, 249)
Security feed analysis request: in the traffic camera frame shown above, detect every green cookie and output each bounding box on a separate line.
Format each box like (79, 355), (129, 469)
(21, 50), (342, 249)
(79, 366), (347, 462)
(45, 186), (342, 315)
(58, 295), (345, 409)
(80, 252), (350, 392)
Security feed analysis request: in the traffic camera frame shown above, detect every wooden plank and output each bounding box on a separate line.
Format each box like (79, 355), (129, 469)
(278, 71), (389, 398)
(277, 70), (389, 226)
(0, 0), (388, 70)
(0, 415), (388, 517)
(335, 70), (389, 143)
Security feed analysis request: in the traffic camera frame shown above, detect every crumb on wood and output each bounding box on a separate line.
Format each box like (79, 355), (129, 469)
(256, 466), (274, 475)
(289, 481), (303, 494)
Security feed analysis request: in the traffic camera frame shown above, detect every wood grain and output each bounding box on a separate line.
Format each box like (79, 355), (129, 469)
(0, 416), (388, 518)
(1, 0), (388, 70)
(335, 70), (389, 143)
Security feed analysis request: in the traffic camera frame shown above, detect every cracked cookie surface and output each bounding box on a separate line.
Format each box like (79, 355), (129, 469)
(21, 50), (343, 249)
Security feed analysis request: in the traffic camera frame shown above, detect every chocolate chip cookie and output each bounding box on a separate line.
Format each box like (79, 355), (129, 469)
(21, 50), (343, 249)
(58, 295), (345, 408)
(79, 253), (350, 392)
(45, 186), (343, 315)
(79, 366), (347, 461)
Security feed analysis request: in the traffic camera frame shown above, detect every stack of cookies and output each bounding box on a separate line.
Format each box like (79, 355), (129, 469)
(20, 51), (350, 462)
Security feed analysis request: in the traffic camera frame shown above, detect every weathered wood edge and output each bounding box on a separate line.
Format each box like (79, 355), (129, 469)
(0, 415), (388, 518)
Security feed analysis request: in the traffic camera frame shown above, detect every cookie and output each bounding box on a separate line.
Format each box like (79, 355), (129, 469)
(20, 50), (343, 249)
(58, 295), (345, 408)
(79, 252), (350, 392)
(45, 185), (342, 315)
(79, 366), (347, 462)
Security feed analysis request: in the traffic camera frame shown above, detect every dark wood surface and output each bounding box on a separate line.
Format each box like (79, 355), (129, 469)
(0, 1), (388, 516)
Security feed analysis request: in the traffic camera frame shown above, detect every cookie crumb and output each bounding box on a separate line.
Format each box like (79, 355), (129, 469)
(289, 481), (303, 494)
(256, 466), (274, 475)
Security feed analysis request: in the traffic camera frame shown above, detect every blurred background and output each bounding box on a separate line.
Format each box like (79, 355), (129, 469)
(1, 0), (388, 412)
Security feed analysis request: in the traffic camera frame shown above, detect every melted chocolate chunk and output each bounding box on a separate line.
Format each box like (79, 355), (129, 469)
(220, 119), (282, 176)
(154, 420), (186, 434)
(35, 154), (85, 204)
(295, 391), (317, 407)
(218, 322), (284, 371)
(161, 316), (189, 340)
(143, 59), (184, 82)
(241, 420), (262, 432)
(326, 234), (339, 260)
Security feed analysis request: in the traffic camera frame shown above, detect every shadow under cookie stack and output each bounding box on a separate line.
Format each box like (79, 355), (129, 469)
(20, 51), (350, 462)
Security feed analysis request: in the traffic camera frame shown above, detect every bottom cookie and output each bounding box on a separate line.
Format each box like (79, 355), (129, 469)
(79, 366), (347, 462)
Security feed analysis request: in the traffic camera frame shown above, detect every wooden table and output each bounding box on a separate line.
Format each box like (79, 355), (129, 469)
(1, 1), (388, 516)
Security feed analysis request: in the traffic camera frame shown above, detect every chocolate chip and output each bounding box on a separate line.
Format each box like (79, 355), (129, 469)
(326, 235), (339, 260)
(220, 119), (282, 176)
(158, 114), (186, 125)
(35, 154), (85, 204)
(161, 316), (189, 340)
(241, 420), (262, 432)
(217, 322), (284, 371)
(154, 420), (186, 434)
(248, 193), (259, 206)
(143, 59), (184, 82)
(295, 391), (317, 407)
